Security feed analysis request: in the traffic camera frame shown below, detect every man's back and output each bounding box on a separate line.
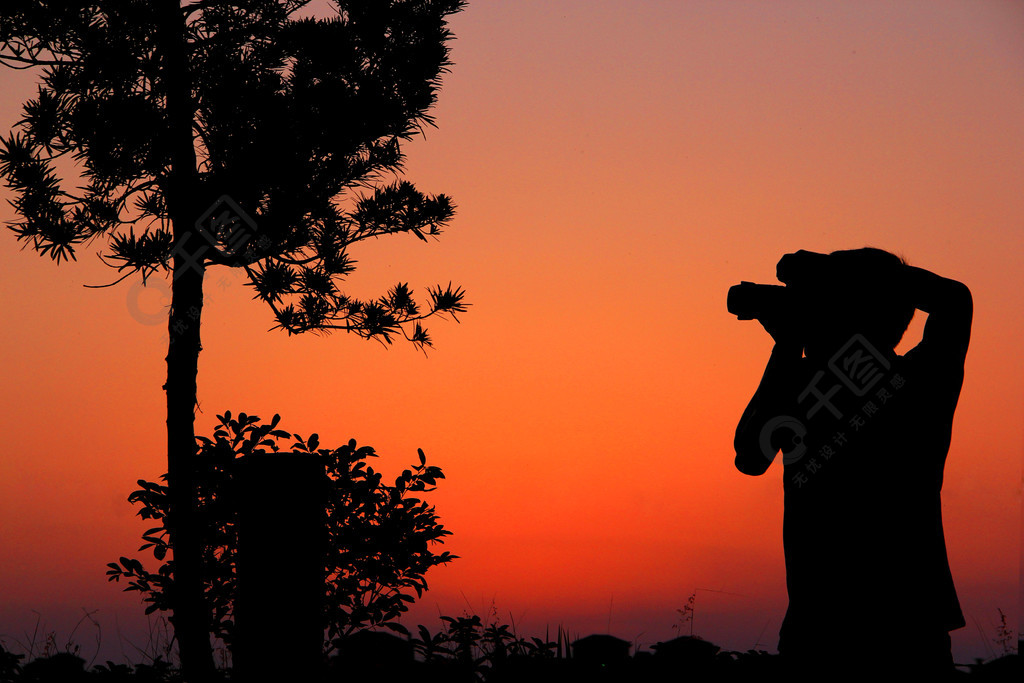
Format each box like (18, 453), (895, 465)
(731, 250), (973, 675)
(779, 339), (966, 653)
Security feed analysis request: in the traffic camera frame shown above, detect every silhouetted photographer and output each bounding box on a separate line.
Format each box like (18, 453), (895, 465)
(731, 248), (972, 679)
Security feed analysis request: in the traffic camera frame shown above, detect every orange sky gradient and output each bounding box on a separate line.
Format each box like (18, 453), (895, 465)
(0, 0), (1021, 664)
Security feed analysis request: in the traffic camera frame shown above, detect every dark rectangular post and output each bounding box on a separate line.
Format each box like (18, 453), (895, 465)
(233, 454), (325, 682)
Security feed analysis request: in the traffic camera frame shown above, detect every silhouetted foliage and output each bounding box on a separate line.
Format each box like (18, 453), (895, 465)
(404, 615), (565, 683)
(0, 0), (468, 342)
(3, 616), (1020, 682)
(0, 3), (466, 675)
(0, 642), (25, 682)
(19, 652), (87, 682)
(106, 411), (457, 656)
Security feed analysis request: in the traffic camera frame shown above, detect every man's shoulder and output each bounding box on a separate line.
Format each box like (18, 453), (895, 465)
(898, 342), (966, 377)
(893, 346), (965, 406)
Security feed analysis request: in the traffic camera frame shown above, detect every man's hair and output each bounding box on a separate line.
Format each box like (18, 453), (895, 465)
(827, 247), (915, 350)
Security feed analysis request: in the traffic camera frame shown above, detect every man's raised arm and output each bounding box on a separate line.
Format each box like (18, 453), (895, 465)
(734, 341), (803, 476)
(903, 265), (973, 361)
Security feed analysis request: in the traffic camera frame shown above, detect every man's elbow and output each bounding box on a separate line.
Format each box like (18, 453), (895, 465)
(735, 453), (771, 476)
(734, 433), (772, 476)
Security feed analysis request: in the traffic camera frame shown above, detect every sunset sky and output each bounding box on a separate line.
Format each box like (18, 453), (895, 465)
(0, 0), (1021, 664)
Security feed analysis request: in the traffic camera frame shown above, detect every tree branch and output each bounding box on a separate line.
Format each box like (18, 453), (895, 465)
(83, 270), (135, 289)
(0, 42), (76, 67)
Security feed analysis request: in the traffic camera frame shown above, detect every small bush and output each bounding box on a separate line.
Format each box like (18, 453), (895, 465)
(107, 411), (457, 657)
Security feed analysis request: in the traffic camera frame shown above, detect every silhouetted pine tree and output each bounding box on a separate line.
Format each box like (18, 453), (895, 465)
(0, 1), (466, 679)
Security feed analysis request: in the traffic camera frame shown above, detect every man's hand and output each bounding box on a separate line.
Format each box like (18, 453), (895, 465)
(764, 249), (829, 348)
(776, 249), (829, 286)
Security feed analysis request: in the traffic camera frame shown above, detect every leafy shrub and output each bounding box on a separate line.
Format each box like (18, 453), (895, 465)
(107, 411), (456, 655)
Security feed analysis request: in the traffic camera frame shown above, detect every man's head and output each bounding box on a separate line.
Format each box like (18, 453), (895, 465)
(796, 247), (915, 357)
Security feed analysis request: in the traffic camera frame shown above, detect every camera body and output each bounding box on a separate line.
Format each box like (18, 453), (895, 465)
(727, 282), (791, 321)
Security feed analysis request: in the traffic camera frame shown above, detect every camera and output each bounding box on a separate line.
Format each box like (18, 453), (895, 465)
(727, 282), (790, 321)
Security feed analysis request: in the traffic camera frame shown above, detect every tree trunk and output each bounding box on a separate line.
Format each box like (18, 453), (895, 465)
(166, 251), (214, 680)
(160, 1), (216, 679)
